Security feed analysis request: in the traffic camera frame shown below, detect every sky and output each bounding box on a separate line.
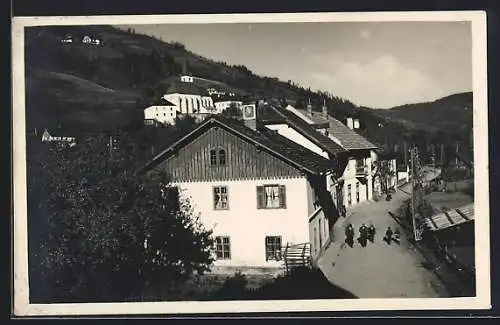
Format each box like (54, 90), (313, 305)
(117, 21), (472, 109)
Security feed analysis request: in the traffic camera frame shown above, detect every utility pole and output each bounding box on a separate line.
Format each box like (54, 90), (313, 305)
(440, 143), (445, 166)
(403, 139), (408, 168)
(410, 146), (424, 242)
(410, 147), (417, 242)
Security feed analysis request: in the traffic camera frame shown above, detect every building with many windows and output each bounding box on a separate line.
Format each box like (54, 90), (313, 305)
(259, 102), (379, 212)
(141, 108), (340, 269)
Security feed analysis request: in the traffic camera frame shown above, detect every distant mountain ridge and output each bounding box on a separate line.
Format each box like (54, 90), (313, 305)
(24, 25), (473, 161)
(380, 92), (472, 130)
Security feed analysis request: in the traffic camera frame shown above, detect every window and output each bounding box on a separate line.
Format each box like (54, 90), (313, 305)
(213, 186), (229, 210)
(215, 236), (231, 259)
(218, 149), (226, 165)
(209, 148), (227, 166)
(313, 228), (318, 253)
(210, 149), (218, 165)
(265, 236), (282, 261)
(356, 182), (360, 203)
(257, 185), (286, 209)
(347, 184), (352, 206)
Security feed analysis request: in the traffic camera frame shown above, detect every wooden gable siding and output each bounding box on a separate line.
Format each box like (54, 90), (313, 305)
(154, 126), (303, 182)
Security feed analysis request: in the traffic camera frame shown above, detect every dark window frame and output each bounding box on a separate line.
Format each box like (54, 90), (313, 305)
(257, 184), (287, 209)
(209, 147), (227, 167)
(215, 236), (231, 260)
(265, 235), (282, 261)
(213, 185), (229, 210)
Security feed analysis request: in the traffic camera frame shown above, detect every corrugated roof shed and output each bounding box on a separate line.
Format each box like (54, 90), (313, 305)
(424, 203), (474, 232)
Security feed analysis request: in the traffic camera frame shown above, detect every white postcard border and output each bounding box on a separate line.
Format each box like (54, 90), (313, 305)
(12, 11), (490, 316)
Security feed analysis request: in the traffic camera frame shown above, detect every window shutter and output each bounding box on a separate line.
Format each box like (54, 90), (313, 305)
(256, 186), (264, 209)
(279, 185), (287, 209)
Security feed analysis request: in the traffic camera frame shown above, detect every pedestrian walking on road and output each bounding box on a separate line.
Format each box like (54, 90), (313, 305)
(358, 223), (368, 247)
(367, 223), (376, 243)
(340, 205), (347, 218)
(384, 226), (393, 245)
(345, 223), (355, 247)
(393, 228), (401, 244)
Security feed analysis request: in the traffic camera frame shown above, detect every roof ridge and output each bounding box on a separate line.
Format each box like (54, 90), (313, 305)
(139, 114), (333, 175)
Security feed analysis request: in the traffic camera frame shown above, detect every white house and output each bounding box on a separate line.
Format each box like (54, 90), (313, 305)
(277, 103), (379, 211)
(213, 100), (243, 114)
(61, 34), (73, 43)
(41, 129), (76, 146)
(143, 98), (179, 126)
(82, 35), (101, 45)
(141, 108), (338, 271)
(162, 75), (215, 115)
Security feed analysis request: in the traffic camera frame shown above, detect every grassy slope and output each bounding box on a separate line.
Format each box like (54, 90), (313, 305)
(25, 25), (473, 154)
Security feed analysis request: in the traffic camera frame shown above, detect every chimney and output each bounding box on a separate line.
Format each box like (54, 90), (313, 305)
(306, 98), (313, 117)
(322, 99), (328, 119)
(353, 118), (360, 129)
(346, 117), (354, 129)
(242, 102), (258, 131)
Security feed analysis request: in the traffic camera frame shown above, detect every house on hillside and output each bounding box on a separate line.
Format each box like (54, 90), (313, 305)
(213, 100), (243, 114)
(160, 75), (215, 123)
(140, 108), (340, 271)
(41, 128), (76, 146)
(144, 98), (179, 126)
(443, 151), (474, 178)
(82, 35), (101, 45)
(61, 34), (74, 43)
(259, 100), (379, 212)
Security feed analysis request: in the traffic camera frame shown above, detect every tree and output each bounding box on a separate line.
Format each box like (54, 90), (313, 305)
(27, 132), (214, 303)
(373, 159), (396, 195)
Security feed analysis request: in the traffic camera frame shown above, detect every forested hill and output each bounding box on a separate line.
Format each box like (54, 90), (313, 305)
(24, 25), (473, 161)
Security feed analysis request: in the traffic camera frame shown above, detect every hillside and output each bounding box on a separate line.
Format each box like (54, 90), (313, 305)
(24, 25), (473, 160)
(378, 92), (473, 133)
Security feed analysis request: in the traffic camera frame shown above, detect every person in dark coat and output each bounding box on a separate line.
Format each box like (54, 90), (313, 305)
(384, 226), (393, 245)
(345, 223), (355, 247)
(358, 223), (368, 247)
(367, 222), (376, 242)
(340, 205), (347, 218)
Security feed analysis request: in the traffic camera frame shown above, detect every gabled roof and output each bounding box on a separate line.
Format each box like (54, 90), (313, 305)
(326, 116), (378, 150)
(260, 104), (377, 152)
(290, 107), (331, 127)
(165, 80), (209, 96)
(444, 151), (474, 169)
(140, 115), (336, 176)
(263, 105), (347, 157)
(151, 98), (176, 106)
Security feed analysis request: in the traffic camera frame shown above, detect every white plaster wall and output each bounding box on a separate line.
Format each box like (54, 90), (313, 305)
(214, 101), (242, 113)
(163, 93), (213, 114)
(308, 208), (330, 260)
(264, 124), (329, 159)
(173, 177), (311, 267)
(144, 106), (177, 125)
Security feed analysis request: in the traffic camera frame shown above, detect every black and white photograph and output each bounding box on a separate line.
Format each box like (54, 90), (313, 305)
(12, 11), (490, 315)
